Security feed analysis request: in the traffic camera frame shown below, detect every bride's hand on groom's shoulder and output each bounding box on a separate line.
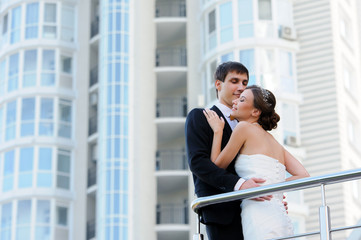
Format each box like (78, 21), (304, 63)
(239, 177), (273, 201)
(203, 108), (225, 133)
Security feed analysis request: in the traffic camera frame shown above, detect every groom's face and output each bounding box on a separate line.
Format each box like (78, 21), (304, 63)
(215, 71), (248, 109)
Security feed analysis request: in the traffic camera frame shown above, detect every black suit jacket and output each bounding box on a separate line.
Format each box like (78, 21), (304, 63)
(185, 105), (241, 225)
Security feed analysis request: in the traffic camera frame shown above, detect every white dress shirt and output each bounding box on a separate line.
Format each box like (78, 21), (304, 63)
(214, 103), (246, 190)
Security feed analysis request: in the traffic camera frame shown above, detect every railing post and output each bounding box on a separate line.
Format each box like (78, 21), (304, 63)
(193, 214), (204, 240)
(319, 184), (332, 240)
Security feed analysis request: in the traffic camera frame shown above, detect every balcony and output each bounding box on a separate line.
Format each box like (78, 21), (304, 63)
(88, 167), (97, 187)
(156, 48), (187, 67)
(87, 219), (96, 240)
(88, 116), (98, 136)
(156, 202), (189, 224)
(156, 149), (187, 171)
(90, 65), (98, 87)
(90, 17), (99, 38)
(155, 1), (186, 18)
(156, 97), (187, 118)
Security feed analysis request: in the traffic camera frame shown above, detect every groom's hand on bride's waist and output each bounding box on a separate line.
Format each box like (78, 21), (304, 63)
(239, 177), (273, 201)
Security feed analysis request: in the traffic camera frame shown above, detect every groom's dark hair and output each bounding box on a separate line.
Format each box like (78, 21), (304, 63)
(214, 61), (249, 83)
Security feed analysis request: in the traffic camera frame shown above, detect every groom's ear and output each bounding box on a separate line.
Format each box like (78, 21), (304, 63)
(215, 80), (222, 91)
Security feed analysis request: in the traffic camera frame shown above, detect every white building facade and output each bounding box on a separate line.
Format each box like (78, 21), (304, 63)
(0, 0), (360, 240)
(0, 0), (87, 239)
(294, 0), (361, 239)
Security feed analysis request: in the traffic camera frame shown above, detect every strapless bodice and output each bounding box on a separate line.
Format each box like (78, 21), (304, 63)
(235, 154), (286, 200)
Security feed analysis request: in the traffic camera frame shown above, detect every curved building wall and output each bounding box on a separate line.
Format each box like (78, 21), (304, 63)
(198, 0), (301, 150)
(0, 1), (77, 239)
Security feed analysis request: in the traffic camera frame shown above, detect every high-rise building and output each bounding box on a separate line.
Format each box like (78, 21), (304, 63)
(0, 0), (360, 240)
(294, 0), (361, 239)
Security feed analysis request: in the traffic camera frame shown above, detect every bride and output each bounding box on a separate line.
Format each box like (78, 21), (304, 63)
(203, 85), (309, 240)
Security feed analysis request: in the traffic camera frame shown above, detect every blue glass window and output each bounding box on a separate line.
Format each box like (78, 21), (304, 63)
(279, 51), (295, 92)
(0, 107), (3, 143)
(221, 52), (234, 63)
(61, 5), (74, 42)
(23, 50), (37, 87)
(8, 53), (19, 92)
(57, 206), (68, 226)
(10, 6), (21, 44)
(1, 14), (9, 46)
(238, 0), (254, 38)
(21, 98), (35, 136)
(39, 98), (54, 136)
(0, 60), (5, 95)
(1, 203), (12, 240)
(58, 100), (72, 138)
(208, 10), (216, 50)
(220, 2), (233, 43)
(43, 4), (57, 39)
(19, 148), (34, 188)
(61, 56), (72, 74)
(239, 49), (255, 85)
(5, 101), (16, 141)
(100, 3), (130, 238)
(3, 151), (15, 192)
(282, 103), (298, 144)
(26, 3), (39, 39)
(16, 200), (31, 240)
(57, 150), (70, 189)
(36, 200), (50, 240)
(37, 148), (52, 187)
(41, 50), (55, 86)
(259, 0), (272, 20)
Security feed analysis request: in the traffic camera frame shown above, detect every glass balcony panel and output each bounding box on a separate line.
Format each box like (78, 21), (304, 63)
(155, 1), (186, 18)
(88, 116), (97, 136)
(87, 219), (96, 240)
(156, 149), (187, 171)
(156, 48), (187, 67)
(90, 17), (99, 38)
(88, 167), (96, 187)
(90, 65), (98, 87)
(156, 202), (188, 224)
(156, 97), (187, 117)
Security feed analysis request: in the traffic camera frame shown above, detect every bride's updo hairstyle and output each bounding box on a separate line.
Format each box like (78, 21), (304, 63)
(246, 85), (280, 131)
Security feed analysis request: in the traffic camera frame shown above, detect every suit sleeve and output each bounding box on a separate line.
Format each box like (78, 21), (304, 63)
(185, 108), (240, 192)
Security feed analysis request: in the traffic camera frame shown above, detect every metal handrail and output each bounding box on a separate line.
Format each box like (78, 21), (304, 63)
(191, 168), (361, 240)
(192, 168), (361, 212)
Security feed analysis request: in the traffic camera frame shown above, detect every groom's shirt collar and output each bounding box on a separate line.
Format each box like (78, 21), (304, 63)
(215, 102), (237, 130)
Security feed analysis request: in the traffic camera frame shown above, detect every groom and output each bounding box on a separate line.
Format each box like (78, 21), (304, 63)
(185, 61), (268, 239)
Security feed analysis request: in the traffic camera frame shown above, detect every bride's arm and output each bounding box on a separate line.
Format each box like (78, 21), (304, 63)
(203, 109), (247, 169)
(214, 123), (247, 168)
(284, 149), (310, 181)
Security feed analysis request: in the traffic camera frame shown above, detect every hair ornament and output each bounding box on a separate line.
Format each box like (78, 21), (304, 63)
(261, 88), (272, 107)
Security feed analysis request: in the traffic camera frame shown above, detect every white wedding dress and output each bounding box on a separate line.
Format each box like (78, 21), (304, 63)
(235, 154), (294, 240)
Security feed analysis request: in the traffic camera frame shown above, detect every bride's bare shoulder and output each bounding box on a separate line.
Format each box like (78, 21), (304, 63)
(234, 121), (254, 133)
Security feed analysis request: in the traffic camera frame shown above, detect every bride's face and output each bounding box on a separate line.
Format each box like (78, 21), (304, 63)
(231, 89), (256, 121)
